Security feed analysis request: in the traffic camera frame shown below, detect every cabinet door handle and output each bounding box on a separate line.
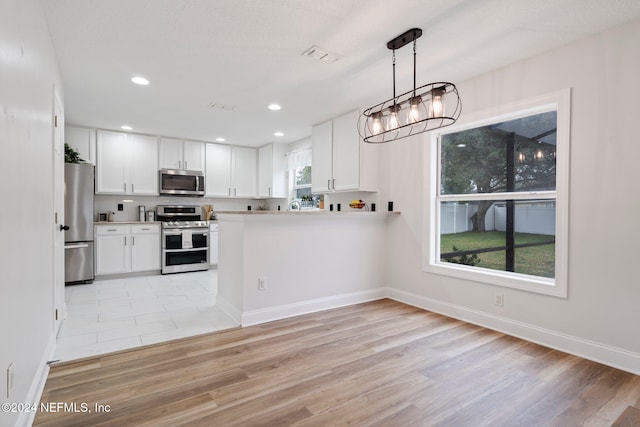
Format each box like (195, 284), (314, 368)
(185, 161), (188, 169)
(228, 188), (231, 196)
(124, 183), (126, 192)
(132, 236), (135, 246)
(327, 179), (330, 190)
(107, 229), (117, 232)
(124, 236), (127, 246)
(178, 160), (182, 169)
(131, 183), (134, 193)
(332, 179), (335, 189)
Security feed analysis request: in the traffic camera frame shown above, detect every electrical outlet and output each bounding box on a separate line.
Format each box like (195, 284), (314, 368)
(258, 277), (267, 291)
(7, 362), (14, 398)
(117, 203), (124, 211)
(495, 293), (504, 307)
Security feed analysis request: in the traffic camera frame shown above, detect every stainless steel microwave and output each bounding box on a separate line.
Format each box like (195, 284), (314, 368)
(159, 169), (205, 196)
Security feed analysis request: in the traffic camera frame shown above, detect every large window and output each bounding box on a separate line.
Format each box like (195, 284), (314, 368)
(426, 90), (570, 297)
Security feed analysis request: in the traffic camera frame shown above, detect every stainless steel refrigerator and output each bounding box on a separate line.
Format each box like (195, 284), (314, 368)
(64, 163), (95, 284)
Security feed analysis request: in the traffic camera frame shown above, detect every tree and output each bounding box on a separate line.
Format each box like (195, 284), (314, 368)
(441, 112), (557, 231)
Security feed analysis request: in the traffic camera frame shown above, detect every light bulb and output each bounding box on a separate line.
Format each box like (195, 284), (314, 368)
(386, 104), (401, 130)
(371, 112), (383, 135)
(387, 112), (399, 130)
(430, 87), (446, 118)
(407, 96), (422, 124)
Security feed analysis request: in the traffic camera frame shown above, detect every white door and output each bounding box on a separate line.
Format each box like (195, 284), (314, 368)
(205, 143), (232, 197)
(311, 120), (333, 193)
(53, 91), (65, 333)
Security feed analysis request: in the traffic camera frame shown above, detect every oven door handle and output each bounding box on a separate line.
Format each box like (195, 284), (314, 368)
(163, 230), (208, 235)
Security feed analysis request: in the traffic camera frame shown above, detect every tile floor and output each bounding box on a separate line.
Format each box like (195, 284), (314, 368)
(55, 269), (239, 362)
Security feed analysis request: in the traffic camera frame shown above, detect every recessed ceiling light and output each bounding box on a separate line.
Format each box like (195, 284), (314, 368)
(268, 104), (281, 111)
(131, 76), (150, 85)
(120, 125), (133, 131)
(456, 143), (466, 148)
(274, 132), (284, 137)
(216, 137), (225, 142)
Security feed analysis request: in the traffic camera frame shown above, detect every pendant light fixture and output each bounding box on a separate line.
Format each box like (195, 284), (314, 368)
(359, 28), (461, 143)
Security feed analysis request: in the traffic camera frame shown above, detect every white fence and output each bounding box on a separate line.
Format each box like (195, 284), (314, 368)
(441, 202), (555, 236)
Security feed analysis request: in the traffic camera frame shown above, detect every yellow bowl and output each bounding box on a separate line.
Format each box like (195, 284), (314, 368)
(349, 203), (365, 209)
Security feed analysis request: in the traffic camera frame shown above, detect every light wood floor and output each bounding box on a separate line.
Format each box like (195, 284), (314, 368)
(35, 299), (640, 426)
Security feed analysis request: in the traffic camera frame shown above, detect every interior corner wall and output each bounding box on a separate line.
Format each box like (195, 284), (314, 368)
(381, 18), (640, 369)
(0, 0), (62, 425)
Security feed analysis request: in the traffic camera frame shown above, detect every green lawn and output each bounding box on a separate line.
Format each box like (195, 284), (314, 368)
(440, 231), (555, 278)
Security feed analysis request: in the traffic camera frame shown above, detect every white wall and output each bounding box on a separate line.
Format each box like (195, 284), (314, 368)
(381, 19), (640, 369)
(0, 0), (63, 425)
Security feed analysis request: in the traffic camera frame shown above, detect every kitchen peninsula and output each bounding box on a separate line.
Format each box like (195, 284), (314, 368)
(216, 211), (398, 326)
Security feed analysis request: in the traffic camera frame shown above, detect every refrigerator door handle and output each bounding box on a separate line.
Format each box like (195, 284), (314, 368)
(65, 243), (89, 250)
(60, 225), (70, 231)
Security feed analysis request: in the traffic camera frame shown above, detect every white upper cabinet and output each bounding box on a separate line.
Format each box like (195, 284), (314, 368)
(258, 143), (287, 198)
(159, 138), (205, 171)
(205, 143), (232, 197)
(183, 140), (206, 172)
(159, 137), (182, 169)
(96, 130), (158, 195)
(231, 146), (257, 198)
(332, 110), (360, 191)
(96, 130), (127, 194)
(311, 109), (378, 193)
(206, 144), (257, 198)
(129, 134), (159, 195)
(311, 120), (333, 193)
(65, 125), (96, 164)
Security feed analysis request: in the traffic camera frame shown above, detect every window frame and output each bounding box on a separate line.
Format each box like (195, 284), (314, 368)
(423, 89), (570, 298)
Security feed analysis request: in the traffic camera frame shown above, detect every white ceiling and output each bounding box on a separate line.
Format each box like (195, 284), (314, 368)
(41, 0), (640, 147)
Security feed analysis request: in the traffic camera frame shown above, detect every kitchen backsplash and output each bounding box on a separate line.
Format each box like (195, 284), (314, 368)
(94, 195), (287, 222)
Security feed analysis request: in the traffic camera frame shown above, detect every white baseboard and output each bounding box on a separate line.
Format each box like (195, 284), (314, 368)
(216, 297), (242, 326)
(386, 287), (640, 376)
(17, 332), (56, 427)
(241, 288), (387, 326)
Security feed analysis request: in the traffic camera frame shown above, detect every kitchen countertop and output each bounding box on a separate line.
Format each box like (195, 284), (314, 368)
(94, 221), (163, 225)
(215, 210), (400, 216)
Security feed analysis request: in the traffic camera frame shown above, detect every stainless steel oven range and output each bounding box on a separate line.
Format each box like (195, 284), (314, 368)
(157, 205), (209, 274)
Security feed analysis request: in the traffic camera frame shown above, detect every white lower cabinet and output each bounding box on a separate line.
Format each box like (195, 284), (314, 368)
(95, 224), (160, 275)
(131, 225), (161, 272)
(95, 225), (131, 275)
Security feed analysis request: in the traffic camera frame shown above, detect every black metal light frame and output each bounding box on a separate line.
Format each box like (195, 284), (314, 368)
(359, 28), (462, 144)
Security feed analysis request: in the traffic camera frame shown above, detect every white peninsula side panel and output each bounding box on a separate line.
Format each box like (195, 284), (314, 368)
(216, 212), (390, 326)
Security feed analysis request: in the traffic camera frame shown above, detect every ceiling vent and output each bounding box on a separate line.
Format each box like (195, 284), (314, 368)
(207, 103), (237, 111)
(301, 45), (342, 64)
